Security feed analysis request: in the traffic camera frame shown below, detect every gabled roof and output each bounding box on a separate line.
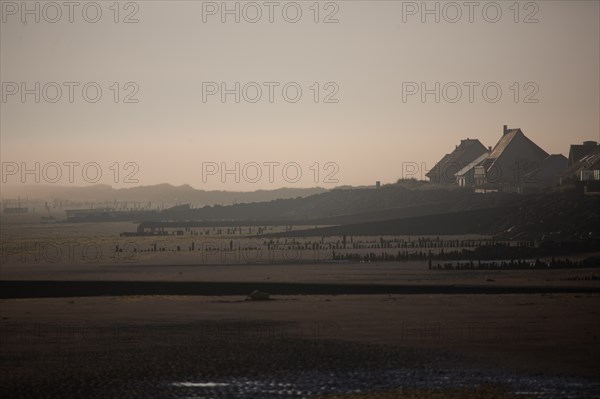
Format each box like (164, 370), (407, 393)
(426, 139), (488, 179)
(481, 129), (548, 171)
(455, 151), (490, 177)
(589, 157), (600, 171)
(488, 129), (522, 160)
(562, 152), (600, 177)
(429, 153), (452, 174)
(569, 142), (599, 166)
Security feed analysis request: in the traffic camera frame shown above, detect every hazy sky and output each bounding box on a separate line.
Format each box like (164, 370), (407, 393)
(1, 0), (599, 190)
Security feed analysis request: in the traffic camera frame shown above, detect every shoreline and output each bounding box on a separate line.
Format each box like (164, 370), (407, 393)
(1, 280), (599, 299)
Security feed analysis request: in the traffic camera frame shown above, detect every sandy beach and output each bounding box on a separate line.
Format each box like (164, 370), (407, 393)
(2, 290), (599, 398)
(2, 224), (599, 397)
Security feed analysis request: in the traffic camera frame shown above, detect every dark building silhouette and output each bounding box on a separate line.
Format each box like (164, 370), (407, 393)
(434, 125), (556, 192)
(523, 154), (568, 189)
(426, 138), (488, 184)
(568, 140), (599, 166)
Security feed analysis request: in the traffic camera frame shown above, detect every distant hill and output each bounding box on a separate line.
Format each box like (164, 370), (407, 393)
(0, 184), (328, 207)
(5, 181), (598, 241)
(161, 184), (522, 222)
(142, 184), (600, 241)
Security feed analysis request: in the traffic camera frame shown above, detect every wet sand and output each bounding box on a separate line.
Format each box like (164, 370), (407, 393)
(1, 293), (599, 398)
(1, 250), (599, 397)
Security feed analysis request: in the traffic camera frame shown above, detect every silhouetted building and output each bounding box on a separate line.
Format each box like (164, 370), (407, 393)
(561, 153), (600, 183)
(568, 140), (599, 166)
(474, 126), (549, 192)
(426, 138), (488, 184)
(523, 154), (568, 189)
(455, 151), (490, 188)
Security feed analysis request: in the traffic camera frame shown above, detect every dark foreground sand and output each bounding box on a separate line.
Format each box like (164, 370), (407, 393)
(1, 293), (599, 398)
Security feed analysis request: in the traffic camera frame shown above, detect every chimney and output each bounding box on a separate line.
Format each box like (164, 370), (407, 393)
(503, 125), (508, 135)
(488, 146), (492, 152)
